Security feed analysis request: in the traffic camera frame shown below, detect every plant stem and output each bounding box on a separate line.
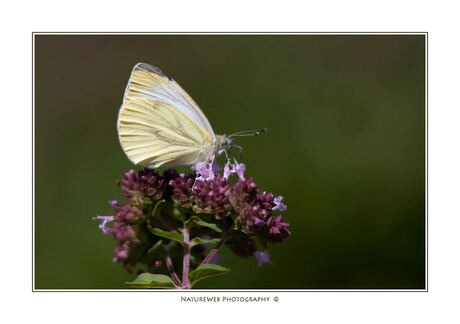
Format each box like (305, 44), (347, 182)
(158, 215), (177, 232)
(165, 255), (182, 287)
(182, 226), (191, 289)
(201, 237), (227, 266)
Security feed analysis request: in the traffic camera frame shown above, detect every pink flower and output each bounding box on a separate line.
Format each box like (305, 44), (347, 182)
(223, 163), (235, 179)
(93, 216), (114, 234)
(254, 250), (272, 267)
(273, 196), (287, 211)
(234, 162), (246, 180)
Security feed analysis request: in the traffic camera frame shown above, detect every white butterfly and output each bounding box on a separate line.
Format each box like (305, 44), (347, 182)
(117, 63), (265, 168)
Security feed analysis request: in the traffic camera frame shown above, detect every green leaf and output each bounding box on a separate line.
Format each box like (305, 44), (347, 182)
(151, 199), (165, 218)
(125, 273), (177, 289)
(191, 237), (221, 246)
(188, 264), (231, 287)
(148, 227), (184, 243)
(185, 215), (222, 233)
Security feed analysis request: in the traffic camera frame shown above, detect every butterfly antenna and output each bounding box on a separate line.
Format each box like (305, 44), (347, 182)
(229, 128), (267, 137)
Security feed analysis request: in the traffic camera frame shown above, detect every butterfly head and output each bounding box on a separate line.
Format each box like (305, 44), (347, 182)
(214, 135), (233, 156)
(217, 135), (232, 148)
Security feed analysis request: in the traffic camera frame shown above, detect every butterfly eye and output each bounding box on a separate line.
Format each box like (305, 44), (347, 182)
(222, 136), (232, 146)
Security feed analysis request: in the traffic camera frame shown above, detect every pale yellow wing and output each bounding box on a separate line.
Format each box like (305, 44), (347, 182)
(118, 97), (212, 168)
(124, 63), (215, 141)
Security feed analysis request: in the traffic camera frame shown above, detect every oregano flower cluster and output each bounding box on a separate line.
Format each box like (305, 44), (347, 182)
(94, 161), (290, 289)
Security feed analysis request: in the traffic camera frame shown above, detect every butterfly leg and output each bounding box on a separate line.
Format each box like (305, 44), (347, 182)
(232, 144), (243, 161)
(223, 149), (231, 164)
(209, 155), (216, 174)
(192, 178), (197, 191)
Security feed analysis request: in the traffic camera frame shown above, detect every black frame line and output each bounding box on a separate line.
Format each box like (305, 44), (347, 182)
(32, 32), (428, 292)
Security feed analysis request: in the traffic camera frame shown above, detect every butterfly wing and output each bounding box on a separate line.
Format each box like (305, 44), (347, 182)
(118, 63), (215, 167)
(118, 97), (211, 167)
(124, 63), (215, 140)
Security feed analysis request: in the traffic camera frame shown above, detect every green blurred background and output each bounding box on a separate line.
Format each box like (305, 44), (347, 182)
(34, 34), (425, 289)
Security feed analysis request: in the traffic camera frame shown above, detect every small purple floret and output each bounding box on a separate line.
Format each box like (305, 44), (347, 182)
(210, 161), (221, 174)
(223, 163), (235, 179)
(113, 243), (130, 263)
(273, 195), (287, 211)
(195, 161), (215, 181)
(93, 216), (114, 234)
(254, 250), (272, 267)
(234, 162), (246, 180)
